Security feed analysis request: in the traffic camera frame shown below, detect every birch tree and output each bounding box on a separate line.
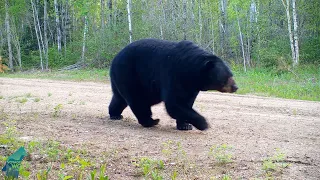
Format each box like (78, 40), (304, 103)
(198, 0), (203, 44)
(31, 0), (44, 70)
(235, 5), (246, 72)
(292, 0), (299, 65)
(81, 15), (88, 62)
(182, 0), (187, 40)
(107, 0), (112, 26)
(10, 21), (22, 69)
(5, 0), (13, 71)
(44, 0), (49, 69)
(281, 0), (298, 66)
(101, 0), (105, 29)
(127, 0), (133, 43)
(54, 0), (62, 53)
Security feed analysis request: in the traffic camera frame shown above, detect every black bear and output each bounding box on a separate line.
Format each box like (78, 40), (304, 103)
(108, 38), (238, 131)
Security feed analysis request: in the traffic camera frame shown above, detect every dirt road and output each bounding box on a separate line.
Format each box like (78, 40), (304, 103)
(0, 77), (319, 179)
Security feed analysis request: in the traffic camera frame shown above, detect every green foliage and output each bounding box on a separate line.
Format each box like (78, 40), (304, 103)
(88, 164), (109, 180)
(0, 120), (24, 154)
(1, 0), (320, 71)
(222, 174), (232, 180)
(261, 149), (291, 178)
(16, 97), (27, 104)
(34, 97), (41, 102)
(133, 157), (164, 180)
(0, 69), (109, 82)
(233, 65), (320, 101)
(208, 144), (233, 165)
(36, 167), (51, 180)
(53, 104), (63, 117)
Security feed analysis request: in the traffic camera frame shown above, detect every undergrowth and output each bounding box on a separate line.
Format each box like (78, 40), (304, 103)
(1, 65), (319, 101)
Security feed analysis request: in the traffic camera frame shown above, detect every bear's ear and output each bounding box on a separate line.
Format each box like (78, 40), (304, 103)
(204, 60), (215, 71)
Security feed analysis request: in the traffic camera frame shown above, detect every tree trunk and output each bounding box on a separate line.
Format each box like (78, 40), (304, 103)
(34, 0), (46, 68)
(31, 0), (44, 70)
(191, 0), (195, 40)
(198, 0), (203, 44)
(81, 16), (88, 62)
(182, 0), (187, 40)
(219, 0), (226, 57)
(211, 16), (215, 54)
(108, 0), (112, 27)
(62, 0), (68, 58)
(5, 0), (13, 71)
(0, 30), (4, 53)
(54, 0), (62, 53)
(281, 0), (295, 65)
(10, 21), (22, 69)
(44, 0), (49, 69)
(101, 0), (105, 29)
(236, 6), (246, 72)
(292, 0), (299, 66)
(127, 0), (133, 43)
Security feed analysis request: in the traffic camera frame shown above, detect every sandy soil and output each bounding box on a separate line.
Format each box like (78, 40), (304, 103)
(0, 77), (319, 180)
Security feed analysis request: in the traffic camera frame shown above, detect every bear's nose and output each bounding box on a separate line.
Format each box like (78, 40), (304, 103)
(232, 85), (238, 92)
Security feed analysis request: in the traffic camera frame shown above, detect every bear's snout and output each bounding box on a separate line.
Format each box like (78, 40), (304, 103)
(231, 84), (238, 92)
(220, 77), (238, 93)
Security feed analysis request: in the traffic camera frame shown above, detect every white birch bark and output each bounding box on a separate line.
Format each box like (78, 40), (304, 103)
(81, 15), (88, 62)
(31, 0), (43, 70)
(10, 21), (22, 69)
(127, 0), (133, 43)
(211, 17), (215, 54)
(34, 0), (46, 68)
(236, 6), (246, 72)
(54, 0), (62, 52)
(62, 0), (68, 57)
(5, 0), (13, 70)
(292, 0), (299, 66)
(101, 0), (105, 29)
(108, 0), (112, 26)
(182, 0), (187, 40)
(198, 0), (203, 44)
(281, 0), (295, 65)
(44, 0), (49, 69)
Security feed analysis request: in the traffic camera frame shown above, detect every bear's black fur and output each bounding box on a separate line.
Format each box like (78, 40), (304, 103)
(108, 38), (238, 131)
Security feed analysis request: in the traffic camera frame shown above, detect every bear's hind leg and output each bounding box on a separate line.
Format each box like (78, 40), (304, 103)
(109, 90), (127, 120)
(127, 101), (159, 127)
(177, 120), (193, 130)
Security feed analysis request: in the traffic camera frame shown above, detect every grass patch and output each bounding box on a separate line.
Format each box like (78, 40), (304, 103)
(1, 65), (319, 101)
(0, 116), (111, 180)
(0, 69), (109, 82)
(232, 65), (320, 101)
(34, 97), (41, 102)
(208, 144), (233, 165)
(16, 97), (28, 104)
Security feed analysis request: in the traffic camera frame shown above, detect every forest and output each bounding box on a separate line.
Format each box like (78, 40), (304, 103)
(0, 0), (319, 72)
(1, 1), (320, 180)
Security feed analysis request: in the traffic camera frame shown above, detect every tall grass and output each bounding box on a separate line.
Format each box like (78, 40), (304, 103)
(1, 65), (319, 101)
(232, 65), (320, 101)
(0, 69), (109, 82)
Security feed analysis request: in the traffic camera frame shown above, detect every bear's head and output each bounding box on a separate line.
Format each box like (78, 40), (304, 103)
(200, 56), (238, 93)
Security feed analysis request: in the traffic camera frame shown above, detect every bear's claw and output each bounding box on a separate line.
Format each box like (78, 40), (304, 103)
(177, 123), (193, 131)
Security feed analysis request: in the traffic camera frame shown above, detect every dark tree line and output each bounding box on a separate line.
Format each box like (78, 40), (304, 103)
(0, 0), (319, 71)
